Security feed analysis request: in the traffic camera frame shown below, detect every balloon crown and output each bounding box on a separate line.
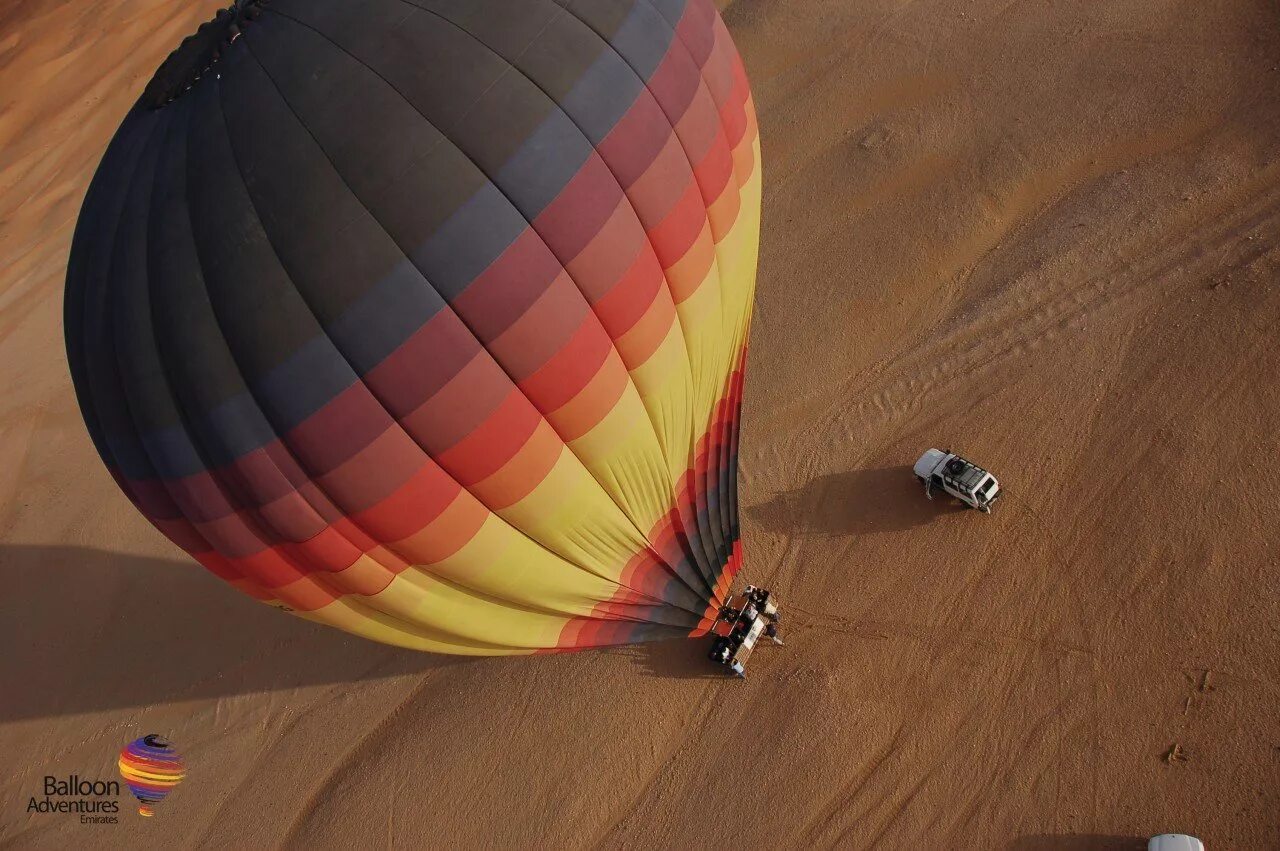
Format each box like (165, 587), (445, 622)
(140, 0), (268, 110)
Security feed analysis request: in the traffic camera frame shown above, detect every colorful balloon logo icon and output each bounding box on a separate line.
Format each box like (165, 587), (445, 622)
(117, 735), (185, 817)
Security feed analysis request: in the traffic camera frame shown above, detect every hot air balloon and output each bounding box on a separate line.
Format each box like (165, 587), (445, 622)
(118, 735), (186, 817)
(65, 0), (761, 654)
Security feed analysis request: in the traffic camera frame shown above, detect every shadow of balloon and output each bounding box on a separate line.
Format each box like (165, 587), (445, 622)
(746, 464), (968, 538)
(0, 545), (466, 722)
(1005, 834), (1147, 851)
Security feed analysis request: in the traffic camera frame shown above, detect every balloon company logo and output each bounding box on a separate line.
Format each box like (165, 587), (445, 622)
(24, 734), (185, 824)
(118, 735), (186, 818)
(25, 775), (120, 823)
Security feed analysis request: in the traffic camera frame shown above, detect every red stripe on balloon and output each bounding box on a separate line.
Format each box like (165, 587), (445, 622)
(436, 390), (540, 487)
(518, 318), (613, 413)
(647, 181), (706, 271)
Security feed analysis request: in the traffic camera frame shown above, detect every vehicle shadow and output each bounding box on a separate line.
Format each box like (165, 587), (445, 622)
(1005, 835), (1146, 851)
(0, 544), (463, 722)
(610, 638), (728, 680)
(745, 465), (968, 537)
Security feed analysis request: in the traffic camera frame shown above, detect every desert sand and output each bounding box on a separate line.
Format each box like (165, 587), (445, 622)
(2, 0), (1278, 847)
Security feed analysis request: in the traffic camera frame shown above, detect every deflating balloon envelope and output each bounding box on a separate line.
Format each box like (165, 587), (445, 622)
(65, 0), (761, 653)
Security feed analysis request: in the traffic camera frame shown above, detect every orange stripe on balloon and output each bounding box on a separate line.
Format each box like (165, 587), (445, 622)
(392, 490), (489, 565)
(704, 171), (742, 241)
(322, 553), (397, 597)
(274, 574), (340, 612)
(614, 284), (677, 367)
(730, 125), (757, 190)
(664, 224), (717, 304)
(469, 420), (563, 511)
(549, 351), (631, 442)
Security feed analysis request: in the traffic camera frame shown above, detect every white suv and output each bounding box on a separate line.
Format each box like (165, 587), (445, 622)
(913, 449), (1001, 513)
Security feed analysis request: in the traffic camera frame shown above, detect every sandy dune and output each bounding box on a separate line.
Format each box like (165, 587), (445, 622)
(2, 0), (1278, 847)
